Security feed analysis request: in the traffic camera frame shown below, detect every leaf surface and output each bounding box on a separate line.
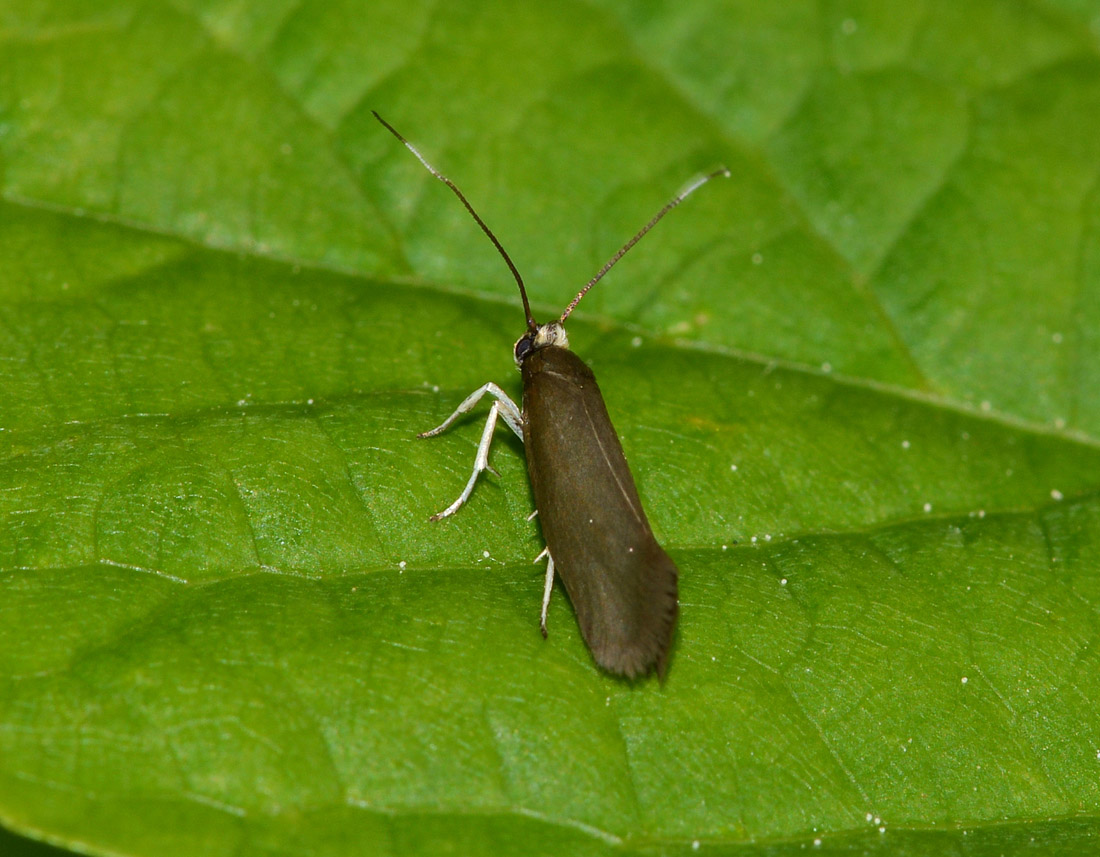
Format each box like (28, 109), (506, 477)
(2, 1), (1100, 855)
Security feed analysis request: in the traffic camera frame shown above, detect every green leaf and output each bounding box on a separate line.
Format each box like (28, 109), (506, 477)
(2, 2), (1100, 855)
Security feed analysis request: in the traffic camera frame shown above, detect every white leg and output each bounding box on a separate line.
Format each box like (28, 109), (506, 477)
(498, 406), (524, 440)
(421, 383), (525, 520)
(419, 382), (523, 440)
(428, 401), (504, 521)
(535, 547), (555, 637)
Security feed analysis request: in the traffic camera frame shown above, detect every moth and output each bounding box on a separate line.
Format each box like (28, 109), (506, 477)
(375, 112), (726, 678)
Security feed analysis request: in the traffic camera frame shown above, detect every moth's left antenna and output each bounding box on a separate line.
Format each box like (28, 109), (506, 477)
(373, 111), (538, 331)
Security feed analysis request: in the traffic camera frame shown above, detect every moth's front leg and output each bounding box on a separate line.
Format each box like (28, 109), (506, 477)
(419, 383), (523, 520)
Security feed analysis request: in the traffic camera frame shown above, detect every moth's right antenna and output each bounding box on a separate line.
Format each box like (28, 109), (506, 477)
(559, 168), (731, 323)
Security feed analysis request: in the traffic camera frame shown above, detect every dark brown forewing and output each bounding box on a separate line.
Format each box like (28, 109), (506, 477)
(521, 346), (679, 678)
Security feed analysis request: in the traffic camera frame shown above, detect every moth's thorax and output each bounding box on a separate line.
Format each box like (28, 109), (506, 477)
(513, 321), (569, 367)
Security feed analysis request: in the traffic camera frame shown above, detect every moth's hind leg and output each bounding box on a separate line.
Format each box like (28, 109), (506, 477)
(534, 546), (555, 637)
(420, 383), (523, 521)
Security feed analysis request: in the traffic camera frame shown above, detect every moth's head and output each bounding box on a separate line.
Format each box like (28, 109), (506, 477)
(514, 321), (569, 367)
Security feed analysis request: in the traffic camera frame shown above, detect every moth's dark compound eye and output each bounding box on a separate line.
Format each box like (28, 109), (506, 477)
(514, 334), (536, 365)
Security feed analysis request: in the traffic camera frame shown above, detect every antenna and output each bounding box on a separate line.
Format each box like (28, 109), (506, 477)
(559, 168), (731, 324)
(373, 111), (538, 331)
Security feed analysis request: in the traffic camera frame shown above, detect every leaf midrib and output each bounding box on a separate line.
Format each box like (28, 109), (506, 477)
(3, 194), (1097, 453)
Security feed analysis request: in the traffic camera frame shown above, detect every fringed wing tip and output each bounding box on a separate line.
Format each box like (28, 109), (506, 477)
(591, 571), (679, 682)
